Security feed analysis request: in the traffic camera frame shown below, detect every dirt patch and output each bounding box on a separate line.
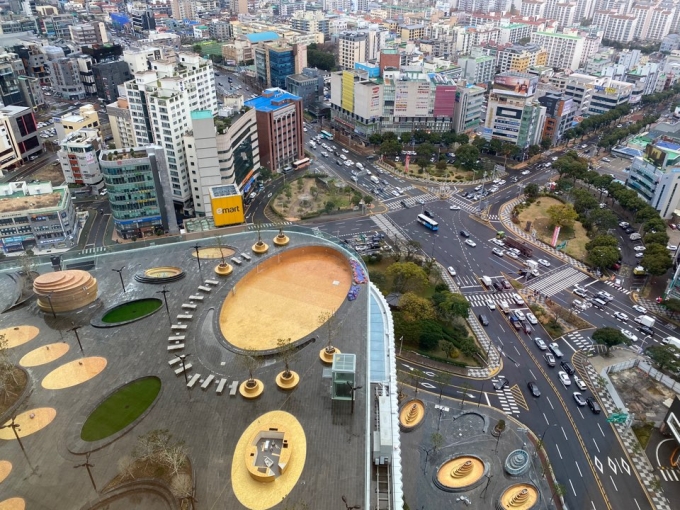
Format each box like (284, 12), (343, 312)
(608, 367), (678, 424)
(517, 197), (589, 261)
(31, 162), (65, 186)
(0, 368), (27, 416)
(272, 175), (361, 221)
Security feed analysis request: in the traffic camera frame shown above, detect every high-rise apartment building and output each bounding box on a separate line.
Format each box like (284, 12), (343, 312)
(232, 0), (248, 15)
(57, 129), (104, 190)
(124, 52), (217, 213)
(538, 93), (576, 144)
(458, 55), (495, 84)
(244, 88), (303, 174)
(530, 31), (584, 71)
(254, 42), (307, 89)
(339, 32), (367, 70)
(0, 105), (41, 173)
(48, 57), (86, 100)
(106, 96), (135, 150)
(171, 0), (195, 21)
(184, 109), (260, 217)
(497, 44), (548, 73)
(0, 53), (24, 106)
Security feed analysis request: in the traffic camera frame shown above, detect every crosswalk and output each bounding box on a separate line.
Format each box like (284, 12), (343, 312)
(247, 222), (293, 230)
(526, 266), (589, 297)
(81, 246), (106, 255)
(564, 331), (594, 353)
(465, 291), (515, 308)
(493, 383), (523, 415)
(456, 275), (484, 288)
(447, 195), (500, 221)
(659, 468), (680, 482)
(603, 280), (632, 295)
(370, 214), (410, 242)
(385, 192), (438, 210)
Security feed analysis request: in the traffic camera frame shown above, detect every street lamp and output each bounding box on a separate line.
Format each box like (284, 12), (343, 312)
(193, 244), (202, 271)
(175, 353), (190, 386)
(69, 325), (84, 354)
(112, 266), (125, 293)
(74, 452), (97, 492)
(0, 416), (34, 471)
(45, 292), (56, 319)
(156, 286), (170, 317)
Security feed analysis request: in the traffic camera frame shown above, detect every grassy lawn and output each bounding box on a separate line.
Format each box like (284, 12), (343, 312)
(517, 197), (589, 261)
(102, 298), (163, 323)
(81, 377), (162, 442)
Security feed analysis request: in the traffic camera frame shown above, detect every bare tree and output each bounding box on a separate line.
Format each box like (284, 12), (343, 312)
(0, 334), (20, 404)
(238, 349), (263, 384)
(163, 442), (189, 476)
(277, 337), (298, 377)
(19, 253), (35, 282)
(318, 311), (339, 353)
(133, 429), (172, 467)
(170, 473), (193, 500)
(117, 455), (136, 481)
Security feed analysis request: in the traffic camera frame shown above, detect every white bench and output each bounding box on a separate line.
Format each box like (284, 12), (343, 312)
(201, 374), (215, 389)
(240, 253), (252, 261)
(177, 314), (193, 320)
(205, 279), (220, 286)
(175, 363), (192, 375)
(229, 380), (239, 396)
(181, 304), (197, 310)
(168, 358), (181, 366)
(198, 285), (211, 292)
(171, 324), (187, 330)
(216, 378), (227, 395)
(189, 295), (204, 301)
(168, 335), (185, 341)
(167, 344), (185, 351)
(231, 257), (242, 265)
(187, 373), (201, 388)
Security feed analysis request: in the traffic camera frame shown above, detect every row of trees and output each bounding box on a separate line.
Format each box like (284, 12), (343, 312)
(597, 114), (659, 152)
(563, 104), (632, 144)
(307, 43), (336, 71)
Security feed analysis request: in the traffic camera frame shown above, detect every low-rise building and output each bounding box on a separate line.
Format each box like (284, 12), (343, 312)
(55, 104), (100, 140)
(0, 105), (42, 171)
(0, 180), (78, 253)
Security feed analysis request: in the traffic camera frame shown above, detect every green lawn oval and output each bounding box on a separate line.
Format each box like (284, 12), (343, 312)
(81, 377), (162, 442)
(101, 298), (163, 324)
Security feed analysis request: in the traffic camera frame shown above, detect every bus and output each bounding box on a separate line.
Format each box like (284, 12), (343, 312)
(292, 157), (311, 170)
(321, 130), (334, 140)
(417, 214), (439, 231)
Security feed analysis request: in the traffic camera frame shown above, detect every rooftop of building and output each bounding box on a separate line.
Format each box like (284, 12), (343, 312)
(534, 31), (581, 39)
(100, 146), (154, 162)
(61, 129), (99, 145)
(0, 182), (63, 213)
(244, 88), (301, 112)
(245, 31), (280, 43)
(0, 104), (31, 116)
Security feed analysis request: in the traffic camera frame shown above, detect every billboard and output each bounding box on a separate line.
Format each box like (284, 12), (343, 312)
(493, 75), (538, 96)
(211, 194), (245, 227)
(645, 145), (667, 168)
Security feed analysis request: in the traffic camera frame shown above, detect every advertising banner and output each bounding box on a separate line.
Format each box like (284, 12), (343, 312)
(493, 75), (538, 96)
(211, 194), (245, 227)
(405, 154), (410, 172)
(551, 226), (561, 247)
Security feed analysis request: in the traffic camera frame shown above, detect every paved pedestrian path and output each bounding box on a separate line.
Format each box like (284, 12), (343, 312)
(247, 221), (293, 230)
(500, 198), (591, 273)
(526, 265), (589, 297)
(576, 352), (673, 510)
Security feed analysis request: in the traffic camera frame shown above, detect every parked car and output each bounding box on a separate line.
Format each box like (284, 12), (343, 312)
(527, 382), (541, 397)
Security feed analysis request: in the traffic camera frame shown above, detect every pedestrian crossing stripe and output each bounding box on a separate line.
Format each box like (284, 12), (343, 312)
(659, 469), (680, 481)
(603, 280), (632, 295)
(81, 246), (106, 254)
(526, 266), (588, 297)
(385, 193), (438, 210)
(247, 222), (292, 230)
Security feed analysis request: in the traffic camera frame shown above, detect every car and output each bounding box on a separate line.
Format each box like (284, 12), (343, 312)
(549, 343), (563, 358)
(492, 238), (505, 247)
(619, 221), (630, 228)
(447, 266), (457, 277)
(492, 248), (504, 257)
(573, 392), (587, 406)
(534, 337), (547, 350)
(486, 298), (496, 310)
(465, 239), (477, 247)
(502, 280), (512, 290)
(573, 375), (587, 391)
(621, 329), (638, 342)
(527, 382), (541, 397)
(523, 323), (533, 335)
(537, 259), (551, 267)
(552, 156), (559, 161)
(597, 291), (614, 301)
(633, 305), (647, 314)
(417, 198), (425, 205)
(586, 397), (602, 414)
(558, 371), (571, 387)
(544, 352), (556, 367)
(514, 310), (526, 321)
(493, 376), (509, 390)
(493, 281), (504, 292)
(342, 148), (349, 153)
(602, 157), (611, 163)
(560, 361), (575, 375)
(400, 200), (409, 208)
(574, 287), (588, 298)
(614, 311), (629, 321)
(478, 313), (489, 326)
(625, 227), (635, 234)
(506, 250), (519, 259)
(638, 325), (655, 337)
(634, 246), (646, 252)
(668, 245), (678, 251)
(635, 252), (644, 258)
(450, 205), (460, 210)
(460, 230), (470, 237)
(526, 313), (538, 325)
(99, 189), (108, 196)
(521, 170), (530, 175)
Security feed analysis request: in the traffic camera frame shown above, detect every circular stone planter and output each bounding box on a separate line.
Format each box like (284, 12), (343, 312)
(274, 233), (290, 246)
(215, 263), (233, 276)
(80, 376), (162, 443)
(433, 454), (488, 493)
(399, 399), (425, 431)
(91, 298), (163, 328)
(252, 241), (269, 254)
(239, 379), (264, 399)
(276, 370), (300, 390)
(319, 346), (341, 364)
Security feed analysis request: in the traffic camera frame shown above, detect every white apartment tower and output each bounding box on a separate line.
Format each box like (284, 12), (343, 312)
(338, 32), (367, 70)
(124, 53), (217, 213)
(521, 0), (546, 18)
(530, 31), (584, 71)
(554, 3), (577, 29)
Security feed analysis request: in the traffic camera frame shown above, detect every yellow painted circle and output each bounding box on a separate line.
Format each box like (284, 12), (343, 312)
(499, 483), (538, 510)
(41, 357), (107, 390)
(231, 410), (306, 510)
(19, 343), (69, 367)
(219, 246), (352, 351)
(193, 247), (235, 259)
(0, 461), (11, 484)
(0, 408), (56, 439)
(0, 326), (39, 349)
(0, 498), (24, 510)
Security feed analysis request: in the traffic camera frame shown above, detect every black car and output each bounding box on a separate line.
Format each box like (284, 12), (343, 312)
(493, 377), (509, 390)
(527, 381), (541, 397)
(423, 210), (434, 218)
(625, 227), (635, 234)
(478, 314), (490, 326)
(560, 361), (575, 375)
(493, 281), (504, 292)
(336, 160), (342, 165)
(638, 325), (654, 336)
(460, 230), (471, 237)
(586, 397), (602, 414)
(400, 201), (409, 208)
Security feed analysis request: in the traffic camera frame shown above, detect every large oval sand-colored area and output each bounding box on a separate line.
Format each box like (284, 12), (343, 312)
(0, 461), (11, 484)
(0, 326), (39, 349)
(20, 343), (70, 367)
(0, 498), (24, 510)
(231, 410), (307, 510)
(0, 408), (56, 439)
(219, 247), (352, 351)
(41, 357), (107, 390)
(194, 246), (235, 259)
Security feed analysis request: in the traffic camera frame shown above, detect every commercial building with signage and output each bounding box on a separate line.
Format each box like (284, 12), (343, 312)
(538, 93), (575, 144)
(210, 184), (245, 227)
(57, 128), (104, 191)
(452, 83), (485, 133)
(99, 146), (177, 239)
(0, 180), (77, 253)
(184, 109), (260, 219)
(627, 142), (680, 219)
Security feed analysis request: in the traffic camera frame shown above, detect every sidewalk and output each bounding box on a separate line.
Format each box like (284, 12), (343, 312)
(576, 349), (673, 510)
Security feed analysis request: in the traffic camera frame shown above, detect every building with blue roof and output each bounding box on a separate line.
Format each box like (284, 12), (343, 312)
(245, 32), (280, 44)
(245, 88), (303, 173)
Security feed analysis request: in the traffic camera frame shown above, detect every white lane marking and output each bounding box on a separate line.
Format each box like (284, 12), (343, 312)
(594, 456), (603, 473)
(621, 458), (631, 475)
(485, 392), (491, 406)
(610, 475), (618, 492)
(656, 438), (674, 467)
(578, 408), (585, 419)
(556, 444), (563, 459)
(608, 457), (618, 474)
(547, 397), (555, 410)
(529, 369), (537, 380)
(598, 423), (605, 437)
(421, 382), (435, 389)
(562, 426), (569, 440)
(634, 498), (642, 509)
(593, 438), (600, 453)
(569, 479), (577, 496)
(543, 412), (550, 425)
(575, 461), (583, 477)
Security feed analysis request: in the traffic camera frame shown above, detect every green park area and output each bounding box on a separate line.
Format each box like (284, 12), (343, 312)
(81, 377), (162, 442)
(101, 298), (163, 324)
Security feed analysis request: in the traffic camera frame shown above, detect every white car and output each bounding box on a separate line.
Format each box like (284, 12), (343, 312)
(635, 252), (644, 258)
(634, 246), (646, 252)
(486, 299), (496, 310)
(538, 259), (551, 267)
(492, 238), (505, 246)
(573, 392), (587, 406)
(573, 375), (587, 391)
(449, 205), (460, 210)
(342, 148), (349, 153)
(498, 180), (506, 185)
(668, 245), (678, 251)
(492, 248), (504, 257)
(620, 329), (638, 342)
(506, 250), (519, 260)
(526, 313), (538, 325)
(552, 156), (559, 161)
(521, 170), (530, 175)
(515, 310), (526, 321)
(558, 371), (571, 387)
(633, 305), (647, 314)
(534, 337), (547, 350)
(465, 239), (477, 247)
(447, 266), (457, 277)
(614, 312), (629, 321)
